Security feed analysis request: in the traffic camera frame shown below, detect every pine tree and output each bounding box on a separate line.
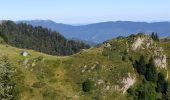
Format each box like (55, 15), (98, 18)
(157, 73), (168, 94)
(151, 32), (159, 41)
(137, 55), (146, 75)
(145, 58), (157, 82)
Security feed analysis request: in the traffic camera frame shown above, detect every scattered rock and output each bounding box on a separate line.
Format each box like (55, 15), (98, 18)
(30, 68), (33, 71)
(97, 80), (104, 85)
(91, 65), (95, 70)
(106, 85), (110, 90)
(21, 51), (29, 57)
(23, 59), (28, 65)
(81, 69), (85, 73)
(84, 65), (87, 68)
(104, 42), (111, 48)
(114, 85), (121, 92)
(31, 63), (36, 67)
(74, 95), (79, 99)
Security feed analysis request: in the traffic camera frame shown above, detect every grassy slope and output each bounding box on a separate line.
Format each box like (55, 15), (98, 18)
(0, 34), (170, 100)
(0, 42), (134, 100)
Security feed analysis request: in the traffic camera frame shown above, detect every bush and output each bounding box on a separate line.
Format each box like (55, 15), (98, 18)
(156, 73), (168, 94)
(82, 79), (93, 92)
(122, 55), (126, 61)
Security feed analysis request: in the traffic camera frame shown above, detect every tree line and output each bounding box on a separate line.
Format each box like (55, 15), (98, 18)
(0, 21), (90, 56)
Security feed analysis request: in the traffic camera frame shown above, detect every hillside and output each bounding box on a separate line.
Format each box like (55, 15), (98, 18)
(18, 20), (170, 43)
(0, 20), (90, 56)
(0, 33), (170, 100)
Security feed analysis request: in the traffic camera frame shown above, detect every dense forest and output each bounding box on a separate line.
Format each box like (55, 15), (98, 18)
(0, 21), (90, 56)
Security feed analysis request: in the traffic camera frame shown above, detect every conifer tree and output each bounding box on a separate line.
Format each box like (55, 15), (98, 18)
(145, 57), (157, 82)
(137, 55), (146, 75)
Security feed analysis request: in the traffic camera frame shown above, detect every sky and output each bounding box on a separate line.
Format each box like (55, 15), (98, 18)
(0, 0), (170, 24)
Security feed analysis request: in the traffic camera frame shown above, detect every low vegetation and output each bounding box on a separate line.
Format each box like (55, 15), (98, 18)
(0, 32), (170, 100)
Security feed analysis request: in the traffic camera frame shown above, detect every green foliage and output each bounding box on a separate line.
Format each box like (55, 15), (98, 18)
(0, 21), (90, 56)
(145, 58), (157, 82)
(151, 32), (159, 41)
(134, 82), (158, 100)
(82, 79), (93, 92)
(127, 87), (135, 96)
(122, 50), (128, 61)
(0, 31), (169, 99)
(132, 54), (169, 100)
(0, 33), (8, 43)
(122, 55), (126, 61)
(134, 56), (157, 82)
(156, 73), (168, 94)
(0, 56), (15, 99)
(128, 78), (158, 100)
(134, 55), (146, 75)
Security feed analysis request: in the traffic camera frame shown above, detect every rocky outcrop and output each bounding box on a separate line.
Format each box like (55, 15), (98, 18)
(131, 36), (153, 50)
(121, 73), (136, 94)
(131, 37), (145, 50)
(153, 47), (167, 69)
(154, 55), (167, 69)
(113, 73), (136, 94)
(131, 36), (167, 69)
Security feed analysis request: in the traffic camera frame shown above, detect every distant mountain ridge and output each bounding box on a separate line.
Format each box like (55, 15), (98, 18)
(17, 20), (170, 43)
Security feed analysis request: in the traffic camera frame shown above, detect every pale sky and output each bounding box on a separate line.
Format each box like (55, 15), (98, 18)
(0, 0), (170, 24)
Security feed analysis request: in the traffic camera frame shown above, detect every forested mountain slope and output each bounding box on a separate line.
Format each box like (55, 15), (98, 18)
(0, 33), (170, 100)
(0, 20), (90, 56)
(19, 20), (170, 43)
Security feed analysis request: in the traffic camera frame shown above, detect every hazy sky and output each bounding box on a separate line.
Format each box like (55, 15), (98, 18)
(0, 0), (170, 24)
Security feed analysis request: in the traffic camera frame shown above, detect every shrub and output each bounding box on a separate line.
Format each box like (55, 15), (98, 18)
(82, 79), (93, 92)
(156, 73), (168, 94)
(122, 55), (126, 61)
